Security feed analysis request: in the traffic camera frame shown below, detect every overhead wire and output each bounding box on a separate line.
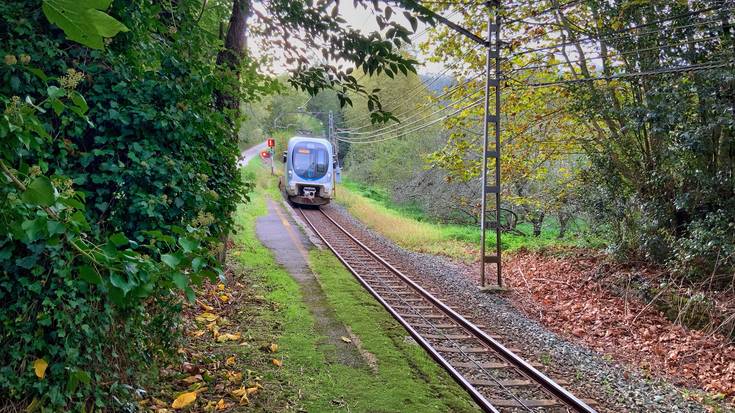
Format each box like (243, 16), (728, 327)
(341, 70), (485, 133)
(504, 34), (728, 76)
(337, 98), (485, 144)
(506, 2), (731, 58)
(343, 39), (484, 127)
(339, 88), (484, 140)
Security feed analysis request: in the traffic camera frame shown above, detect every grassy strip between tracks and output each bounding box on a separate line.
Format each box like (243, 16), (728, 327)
(335, 180), (600, 261)
(226, 160), (480, 412)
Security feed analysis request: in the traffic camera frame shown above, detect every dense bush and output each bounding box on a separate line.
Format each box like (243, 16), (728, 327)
(1, 1), (254, 408)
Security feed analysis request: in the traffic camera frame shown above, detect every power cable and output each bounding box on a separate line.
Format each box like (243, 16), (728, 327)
(342, 70), (485, 132)
(339, 89), (484, 140)
(337, 98), (484, 143)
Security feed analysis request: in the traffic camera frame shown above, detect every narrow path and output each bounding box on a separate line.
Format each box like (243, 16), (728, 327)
(255, 198), (364, 367)
(238, 141), (268, 168)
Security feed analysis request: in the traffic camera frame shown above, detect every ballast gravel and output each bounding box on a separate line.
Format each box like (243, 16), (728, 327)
(313, 203), (710, 413)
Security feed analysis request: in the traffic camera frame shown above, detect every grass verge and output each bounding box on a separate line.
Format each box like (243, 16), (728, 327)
(142, 159), (479, 411)
(230, 161), (480, 411)
(336, 180), (599, 261)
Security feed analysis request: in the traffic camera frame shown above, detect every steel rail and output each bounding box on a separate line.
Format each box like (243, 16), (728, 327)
(299, 206), (597, 413)
(297, 207), (501, 413)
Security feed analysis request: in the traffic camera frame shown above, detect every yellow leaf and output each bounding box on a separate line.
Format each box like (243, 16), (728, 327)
(33, 359), (48, 379)
(271, 359), (282, 367)
(216, 398), (228, 410)
(189, 330), (206, 338)
(219, 294), (229, 303)
(198, 301), (214, 311)
(216, 333), (241, 343)
(245, 386), (259, 396)
(171, 391), (197, 409)
(268, 343), (278, 353)
(195, 312), (218, 323)
(217, 283), (225, 291)
(340, 336), (352, 343)
(225, 356), (236, 366)
(227, 371), (243, 383)
(231, 387), (247, 397)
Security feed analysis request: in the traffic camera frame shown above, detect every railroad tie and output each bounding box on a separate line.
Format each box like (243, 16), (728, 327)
(434, 346), (489, 353)
(489, 399), (561, 408)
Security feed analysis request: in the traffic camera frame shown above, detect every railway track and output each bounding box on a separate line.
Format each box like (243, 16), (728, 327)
(298, 206), (597, 413)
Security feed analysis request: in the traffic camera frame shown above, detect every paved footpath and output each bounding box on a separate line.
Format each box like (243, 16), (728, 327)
(255, 198), (364, 367)
(237, 141), (267, 168)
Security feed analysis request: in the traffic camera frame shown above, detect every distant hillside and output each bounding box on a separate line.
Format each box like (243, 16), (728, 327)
(420, 73), (456, 95)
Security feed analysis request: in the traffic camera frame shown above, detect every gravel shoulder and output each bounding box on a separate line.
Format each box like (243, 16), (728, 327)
(318, 203), (716, 413)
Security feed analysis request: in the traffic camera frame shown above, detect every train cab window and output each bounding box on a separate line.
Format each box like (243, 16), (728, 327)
(292, 142), (329, 179)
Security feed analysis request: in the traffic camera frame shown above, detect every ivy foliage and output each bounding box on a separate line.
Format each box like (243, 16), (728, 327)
(0, 0), (264, 409)
(2, 0), (442, 408)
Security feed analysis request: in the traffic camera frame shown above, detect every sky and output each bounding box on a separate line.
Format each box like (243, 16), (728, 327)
(251, 3), (457, 75)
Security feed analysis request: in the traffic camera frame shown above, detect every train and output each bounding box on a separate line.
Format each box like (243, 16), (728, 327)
(280, 136), (335, 206)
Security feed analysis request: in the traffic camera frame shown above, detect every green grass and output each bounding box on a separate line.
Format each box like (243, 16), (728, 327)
(230, 161), (479, 412)
(337, 179), (601, 261)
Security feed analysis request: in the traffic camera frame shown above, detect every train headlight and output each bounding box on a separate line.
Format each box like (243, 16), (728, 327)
(288, 169), (293, 178)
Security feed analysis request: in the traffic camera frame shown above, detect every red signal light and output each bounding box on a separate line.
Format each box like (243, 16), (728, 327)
(267, 138), (275, 147)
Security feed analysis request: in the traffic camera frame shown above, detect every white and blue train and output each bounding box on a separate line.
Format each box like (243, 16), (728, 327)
(280, 136), (335, 206)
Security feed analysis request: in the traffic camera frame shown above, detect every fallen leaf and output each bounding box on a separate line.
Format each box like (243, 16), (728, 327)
(217, 283), (225, 291)
(33, 358), (48, 379)
(216, 333), (241, 343)
(219, 294), (230, 303)
(195, 312), (218, 323)
(181, 374), (202, 384)
(269, 343), (278, 353)
(189, 330), (206, 338)
(225, 356), (236, 366)
(272, 359), (282, 367)
(340, 336), (352, 343)
(198, 301), (214, 311)
(245, 386), (259, 396)
(231, 388), (247, 397)
(171, 392), (196, 409)
(227, 371), (243, 383)
(216, 398), (229, 410)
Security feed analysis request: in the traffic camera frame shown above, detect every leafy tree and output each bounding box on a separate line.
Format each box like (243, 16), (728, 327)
(1, 0), (439, 409)
(423, 0), (734, 281)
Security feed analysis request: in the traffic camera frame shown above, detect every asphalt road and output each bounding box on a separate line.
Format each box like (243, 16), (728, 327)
(237, 141), (267, 168)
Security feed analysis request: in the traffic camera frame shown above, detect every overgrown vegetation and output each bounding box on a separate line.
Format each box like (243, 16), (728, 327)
(337, 180), (596, 260)
(424, 0), (734, 287)
(1, 0), (440, 408)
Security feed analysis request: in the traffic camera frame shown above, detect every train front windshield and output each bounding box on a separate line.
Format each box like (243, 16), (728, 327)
(292, 142), (329, 179)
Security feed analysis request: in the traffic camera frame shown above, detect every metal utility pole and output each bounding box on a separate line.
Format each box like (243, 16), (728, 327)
(328, 110), (337, 198)
(479, 2), (502, 288)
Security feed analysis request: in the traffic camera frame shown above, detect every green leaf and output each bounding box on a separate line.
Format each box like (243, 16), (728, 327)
(110, 272), (134, 294)
(42, 0), (129, 49)
(22, 176), (55, 206)
(109, 232), (128, 247)
(67, 369), (91, 393)
(78, 265), (102, 284)
(161, 254), (180, 269)
(178, 237), (199, 253)
(184, 287), (196, 303)
(172, 272), (188, 289)
(47, 86), (65, 99)
(69, 91), (88, 113)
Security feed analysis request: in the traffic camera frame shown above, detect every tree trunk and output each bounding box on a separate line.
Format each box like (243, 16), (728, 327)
(216, 0), (251, 265)
(557, 212), (570, 239)
(531, 211), (545, 237)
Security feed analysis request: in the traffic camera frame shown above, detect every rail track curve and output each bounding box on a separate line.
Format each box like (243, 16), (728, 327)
(298, 206), (597, 413)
